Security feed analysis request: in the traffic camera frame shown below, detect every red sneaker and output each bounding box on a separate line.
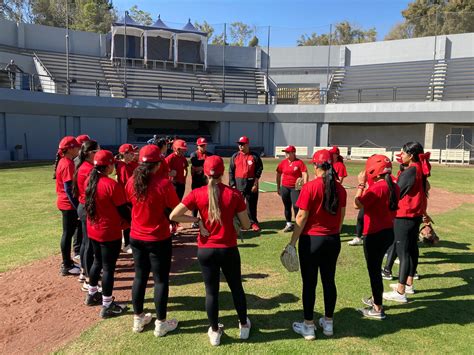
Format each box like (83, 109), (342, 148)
(251, 223), (261, 232)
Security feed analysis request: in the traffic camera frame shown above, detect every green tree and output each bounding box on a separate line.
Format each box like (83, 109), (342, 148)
(73, 0), (116, 33)
(30, 0), (69, 28)
(1, 0), (33, 22)
(128, 4), (152, 26)
(194, 20), (214, 39)
(211, 32), (227, 45)
(385, 22), (415, 40)
(297, 21), (376, 46)
(248, 35), (259, 47)
(229, 21), (252, 46)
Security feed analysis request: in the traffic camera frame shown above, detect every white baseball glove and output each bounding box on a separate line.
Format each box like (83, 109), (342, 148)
(280, 244), (299, 272)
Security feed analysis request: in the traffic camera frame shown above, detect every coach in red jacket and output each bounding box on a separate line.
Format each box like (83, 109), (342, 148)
(229, 136), (263, 232)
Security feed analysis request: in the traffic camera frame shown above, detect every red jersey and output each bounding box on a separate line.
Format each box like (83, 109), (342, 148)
(77, 161), (94, 205)
(165, 153), (188, 184)
(86, 176), (128, 242)
(156, 155), (170, 179)
(232, 152), (259, 179)
(396, 163), (427, 218)
(296, 177), (347, 236)
(333, 161), (347, 181)
(55, 157), (76, 210)
(116, 161), (137, 187)
(125, 174), (180, 242)
(358, 179), (400, 235)
(276, 158), (307, 188)
(182, 183), (247, 248)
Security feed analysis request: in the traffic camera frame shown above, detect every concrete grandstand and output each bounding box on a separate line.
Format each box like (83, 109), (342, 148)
(0, 18), (473, 162)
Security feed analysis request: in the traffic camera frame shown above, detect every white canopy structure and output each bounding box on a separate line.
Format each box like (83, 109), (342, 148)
(110, 12), (145, 60)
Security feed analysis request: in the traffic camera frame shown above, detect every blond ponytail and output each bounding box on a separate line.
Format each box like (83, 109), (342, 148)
(207, 177), (221, 224)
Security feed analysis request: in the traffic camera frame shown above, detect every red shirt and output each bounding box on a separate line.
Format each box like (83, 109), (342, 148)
(333, 161), (347, 181)
(396, 163), (427, 218)
(233, 152), (257, 179)
(116, 161), (137, 187)
(86, 176), (128, 242)
(358, 179), (400, 235)
(165, 153), (188, 184)
(296, 177), (347, 236)
(55, 157), (76, 210)
(156, 155), (170, 179)
(125, 174), (180, 242)
(182, 183), (247, 248)
(77, 161), (94, 205)
(276, 158), (307, 188)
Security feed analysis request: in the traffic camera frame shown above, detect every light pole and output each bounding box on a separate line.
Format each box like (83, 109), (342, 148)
(66, 0), (70, 94)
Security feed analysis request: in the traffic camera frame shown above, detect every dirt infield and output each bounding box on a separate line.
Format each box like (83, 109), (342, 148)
(1, 172), (473, 353)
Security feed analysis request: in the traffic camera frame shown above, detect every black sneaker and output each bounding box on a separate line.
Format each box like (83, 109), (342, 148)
(85, 291), (102, 306)
(358, 306), (386, 320)
(60, 264), (81, 276)
(100, 301), (128, 319)
(381, 269), (393, 280)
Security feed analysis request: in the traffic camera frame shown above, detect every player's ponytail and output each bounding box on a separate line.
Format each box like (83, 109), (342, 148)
(133, 161), (159, 201)
(384, 173), (399, 211)
(52, 152), (62, 179)
(85, 165), (106, 223)
(207, 176), (221, 224)
(73, 140), (99, 197)
(318, 162), (339, 215)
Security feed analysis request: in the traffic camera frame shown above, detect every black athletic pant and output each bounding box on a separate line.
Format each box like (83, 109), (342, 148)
(280, 186), (299, 223)
(77, 203), (94, 276)
(355, 209), (364, 238)
(123, 228), (130, 247)
(236, 178), (259, 224)
(130, 237), (172, 319)
(60, 209), (80, 267)
(172, 182), (186, 201)
(197, 247), (248, 331)
(394, 217), (422, 285)
(363, 228), (394, 306)
(89, 238), (121, 297)
(191, 179), (206, 218)
(72, 217), (82, 257)
(383, 242), (397, 273)
(298, 234), (341, 320)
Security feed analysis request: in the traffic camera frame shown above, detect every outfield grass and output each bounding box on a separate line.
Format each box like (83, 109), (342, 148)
(58, 204), (474, 353)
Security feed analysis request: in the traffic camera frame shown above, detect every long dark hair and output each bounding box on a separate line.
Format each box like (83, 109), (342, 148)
(72, 140), (99, 197)
(133, 162), (159, 201)
(85, 165), (107, 223)
(316, 162), (339, 215)
(402, 141), (428, 196)
(384, 174), (399, 211)
(52, 152), (63, 179)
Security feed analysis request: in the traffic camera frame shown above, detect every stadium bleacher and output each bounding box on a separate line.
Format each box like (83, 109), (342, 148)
(443, 58), (474, 101)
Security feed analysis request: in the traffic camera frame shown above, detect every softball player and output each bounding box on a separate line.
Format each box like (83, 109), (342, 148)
(354, 155), (400, 319)
(329, 146), (347, 184)
(170, 155), (251, 346)
(288, 149), (347, 340)
(84, 150), (130, 318)
(54, 136), (82, 276)
(229, 136), (263, 232)
(125, 145), (180, 336)
(383, 142), (432, 303)
(165, 139), (189, 200)
(276, 145), (308, 232)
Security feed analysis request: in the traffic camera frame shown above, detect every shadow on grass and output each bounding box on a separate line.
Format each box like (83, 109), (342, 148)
(418, 251), (474, 264)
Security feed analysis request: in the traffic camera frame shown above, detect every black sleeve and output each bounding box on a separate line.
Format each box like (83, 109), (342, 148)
(397, 166), (417, 199)
(189, 152), (197, 167)
(116, 204), (131, 224)
(229, 153), (237, 187)
(253, 153), (263, 179)
(64, 181), (78, 209)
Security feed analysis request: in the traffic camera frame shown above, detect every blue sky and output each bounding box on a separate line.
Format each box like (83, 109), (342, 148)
(114, 0), (411, 46)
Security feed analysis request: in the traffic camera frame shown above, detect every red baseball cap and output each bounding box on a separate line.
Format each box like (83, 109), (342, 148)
(119, 143), (135, 153)
(282, 145), (296, 153)
(59, 136), (81, 150)
(312, 149), (332, 165)
(328, 146), (340, 155)
(196, 137), (207, 146)
(76, 134), (91, 145)
(93, 150), (115, 166)
(139, 144), (163, 163)
(366, 154), (392, 179)
(173, 139), (188, 151)
(237, 136), (250, 145)
(204, 155), (225, 177)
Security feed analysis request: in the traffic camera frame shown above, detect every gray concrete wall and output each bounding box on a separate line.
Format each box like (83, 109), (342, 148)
(447, 33), (474, 59)
(0, 52), (35, 73)
(207, 45), (257, 68)
(264, 46), (341, 68)
(0, 19), (18, 47)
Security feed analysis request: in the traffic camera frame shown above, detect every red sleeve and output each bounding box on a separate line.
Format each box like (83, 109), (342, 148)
(125, 179), (134, 203)
(340, 164), (347, 178)
(299, 160), (308, 173)
(338, 183), (347, 208)
(116, 163), (126, 186)
(61, 160), (74, 182)
(276, 160), (283, 173)
(358, 185), (380, 208)
(165, 181), (180, 209)
(182, 189), (197, 211)
(296, 184), (312, 210)
(112, 182), (127, 206)
(234, 191), (247, 213)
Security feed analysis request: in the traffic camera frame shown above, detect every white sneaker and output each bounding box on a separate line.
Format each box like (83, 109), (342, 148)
(318, 317), (333, 336)
(73, 254), (81, 264)
(390, 283), (415, 294)
(154, 318), (178, 337)
(122, 245), (132, 254)
(239, 317), (251, 340)
(383, 290), (408, 303)
(395, 258), (400, 265)
(292, 321), (315, 340)
(208, 324), (224, 346)
(133, 313), (153, 333)
(348, 237), (363, 246)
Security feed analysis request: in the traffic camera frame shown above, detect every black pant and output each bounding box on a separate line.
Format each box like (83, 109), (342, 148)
(298, 234), (341, 320)
(123, 228), (130, 247)
(355, 209), (364, 238)
(236, 178), (259, 224)
(89, 238), (121, 297)
(383, 242), (398, 273)
(8, 72), (16, 89)
(197, 247), (247, 331)
(173, 182), (186, 201)
(394, 217), (422, 285)
(364, 228), (394, 306)
(60, 209), (80, 267)
(280, 186), (300, 223)
(191, 178), (206, 218)
(78, 203), (94, 276)
(73, 217), (82, 257)
(130, 237), (172, 319)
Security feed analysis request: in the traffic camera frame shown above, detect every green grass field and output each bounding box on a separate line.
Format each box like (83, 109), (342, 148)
(1, 160), (473, 353)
